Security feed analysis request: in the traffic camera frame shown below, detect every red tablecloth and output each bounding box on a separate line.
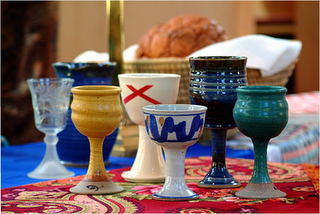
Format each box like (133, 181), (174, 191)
(1, 157), (319, 213)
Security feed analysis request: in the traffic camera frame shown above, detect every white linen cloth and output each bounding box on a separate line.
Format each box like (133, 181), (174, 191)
(73, 44), (139, 63)
(188, 34), (302, 77)
(74, 50), (110, 62)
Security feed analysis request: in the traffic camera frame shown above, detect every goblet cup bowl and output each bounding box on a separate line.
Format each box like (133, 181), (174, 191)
(233, 86), (288, 199)
(69, 85), (124, 195)
(118, 73), (180, 182)
(27, 78), (75, 179)
(189, 56), (247, 188)
(143, 104), (207, 201)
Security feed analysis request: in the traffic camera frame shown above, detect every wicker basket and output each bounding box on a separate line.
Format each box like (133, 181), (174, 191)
(123, 57), (298, 104)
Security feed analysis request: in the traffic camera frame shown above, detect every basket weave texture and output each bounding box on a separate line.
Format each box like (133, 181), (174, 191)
(123, 57), (298, 104)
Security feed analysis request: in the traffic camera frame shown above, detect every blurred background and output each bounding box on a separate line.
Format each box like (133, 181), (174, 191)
(1, 1), (319, 146)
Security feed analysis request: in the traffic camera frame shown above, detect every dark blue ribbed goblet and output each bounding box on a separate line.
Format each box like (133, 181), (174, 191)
(189, 56), (247, 188)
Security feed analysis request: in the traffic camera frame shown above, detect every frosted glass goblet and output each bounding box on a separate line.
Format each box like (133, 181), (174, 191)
(27, 78), (75, 179)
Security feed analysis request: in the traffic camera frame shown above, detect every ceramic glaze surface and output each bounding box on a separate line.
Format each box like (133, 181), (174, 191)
(71, 86), (122, 138)
(189, 56), (247, 189)
(233, 86), (288, 139)
(53, 62), (117, 166)
(143, 104), (207, 201)
(189, 56), (247, 129)
(119, 73), (180, 125)
(69, 85), (124, 195)
(53, 62), (115, 86)
(118, 73), (180, 183)
(233, 86), (288, 199)
(144, 105), (206, 143)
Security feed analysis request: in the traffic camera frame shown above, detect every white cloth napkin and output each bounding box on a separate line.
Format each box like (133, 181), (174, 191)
(188, 34), (302, 77)
(73, 44), (139, 63)
(74, 50), (110, 62)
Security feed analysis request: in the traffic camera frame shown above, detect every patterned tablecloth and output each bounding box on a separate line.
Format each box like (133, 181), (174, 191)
(1, 157), (319, 213)
(227, 91), (319, 164)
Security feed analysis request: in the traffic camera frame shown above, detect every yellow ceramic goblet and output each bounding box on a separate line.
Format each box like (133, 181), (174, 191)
(69, 85), (124, 195)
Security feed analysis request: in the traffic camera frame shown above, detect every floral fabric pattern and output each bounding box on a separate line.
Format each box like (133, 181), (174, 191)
(1, 157), (319, 213)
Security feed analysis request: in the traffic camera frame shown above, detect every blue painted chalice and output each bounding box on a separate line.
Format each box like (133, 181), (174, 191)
(143, 104), (207, 201)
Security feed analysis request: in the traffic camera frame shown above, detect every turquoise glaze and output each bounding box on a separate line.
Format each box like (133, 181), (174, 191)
(233, 86), (288, 140)
(233, 86), (288, 199)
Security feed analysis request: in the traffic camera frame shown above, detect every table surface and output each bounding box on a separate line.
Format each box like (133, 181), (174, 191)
(1, 141), (254, 189)
(1, 156), (319, 213)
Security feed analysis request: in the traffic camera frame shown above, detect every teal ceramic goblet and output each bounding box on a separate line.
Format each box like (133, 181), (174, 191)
(233, 86), (288, 199)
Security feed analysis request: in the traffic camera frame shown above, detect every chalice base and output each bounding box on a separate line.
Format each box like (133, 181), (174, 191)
(70, 179), (124, 195)
(197, 179), (241, 189)
(151, 181), (199, 201)
(28, 160), (75, 179)
(152, 193), (199, 201)
(235, 182), (286, 199)
(121, 171), (165, 183)
(197, 166), (241, 189)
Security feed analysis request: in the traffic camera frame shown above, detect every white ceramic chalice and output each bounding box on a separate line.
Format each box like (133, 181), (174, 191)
(118, 73), (180, 182)
(143, 104), (207, 201)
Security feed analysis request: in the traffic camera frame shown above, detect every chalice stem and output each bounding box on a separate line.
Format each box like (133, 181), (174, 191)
(125, 125), (166, 177)
(85, 137), (108, 182)
(164, 148), (186, 182)
(251, 138), (272, 183)
(198, 128), (240, 188)
(154, 147), (198, 199)
(28, 133), (73, 179)
(137, 125), (165, 165)
(42, 134), (61, 163)
(211, 129), (227, 170)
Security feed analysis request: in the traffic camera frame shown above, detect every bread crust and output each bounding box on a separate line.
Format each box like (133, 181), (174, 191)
(136, 15), (227, 58)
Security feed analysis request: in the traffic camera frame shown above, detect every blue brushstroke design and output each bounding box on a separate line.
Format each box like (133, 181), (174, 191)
(145, 114), (204, 142)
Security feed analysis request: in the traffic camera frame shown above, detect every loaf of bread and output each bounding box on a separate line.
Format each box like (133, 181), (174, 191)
(136, 15), (227, 58)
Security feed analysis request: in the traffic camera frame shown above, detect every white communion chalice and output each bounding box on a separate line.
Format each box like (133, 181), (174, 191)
(118, 73), (180, 182)
(143, 104), (207, 201)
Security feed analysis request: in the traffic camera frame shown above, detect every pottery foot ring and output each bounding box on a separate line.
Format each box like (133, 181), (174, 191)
(235, 182), (286, 199)
(70, 179), (124, 195)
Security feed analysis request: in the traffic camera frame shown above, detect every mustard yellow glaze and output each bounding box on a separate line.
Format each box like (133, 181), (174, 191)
(70, 85), (122, 183)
